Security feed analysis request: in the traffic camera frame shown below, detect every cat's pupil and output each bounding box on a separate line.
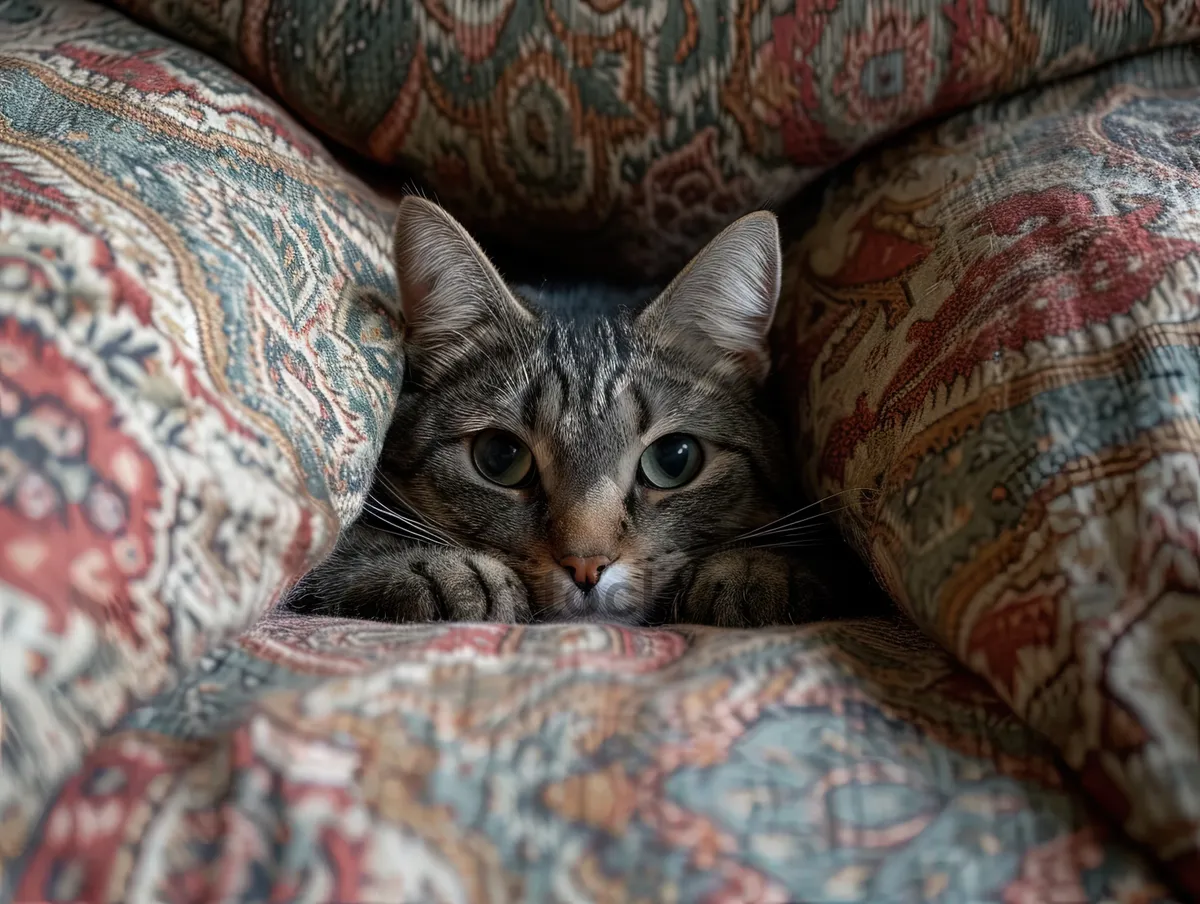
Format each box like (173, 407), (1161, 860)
(482, 435), (521, 476)
(655, 436), (692, 478)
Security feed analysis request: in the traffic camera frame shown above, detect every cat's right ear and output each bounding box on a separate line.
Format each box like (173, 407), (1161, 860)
(393, 196), (533, 374)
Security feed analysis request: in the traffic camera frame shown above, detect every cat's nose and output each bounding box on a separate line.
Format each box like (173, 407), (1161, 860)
(559, 554), (611, 591)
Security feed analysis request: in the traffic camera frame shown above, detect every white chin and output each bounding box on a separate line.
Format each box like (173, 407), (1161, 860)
(549, 563), (642, 623)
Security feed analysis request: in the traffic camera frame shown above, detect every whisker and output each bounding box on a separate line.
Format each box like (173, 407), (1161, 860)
(360, 498), (451, 546)
(745, 539), (826, 551)
(727, 491), (853, 541)
(737, 502), (859, 542)
(360, 515), (436, 546)
(353, 520), (429, 544)
(369, 469), (460, 546)
(362, 496), (447, 539)
(733, 489), (871, 543)
(739, 518), (831, 542)
(680, 488), (874, 558)
(376, 481), (456, 543)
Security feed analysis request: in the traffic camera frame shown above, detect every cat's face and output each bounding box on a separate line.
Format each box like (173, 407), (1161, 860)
(375, 198), (787, 623)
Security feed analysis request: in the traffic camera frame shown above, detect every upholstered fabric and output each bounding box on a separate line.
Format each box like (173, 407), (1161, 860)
(102, 0), (1200, 280)
(4, 2), (1200, 901)
(0, 0), (402, 868)
(777, 44), (1200, 895)
(11, 611), (1180, 902)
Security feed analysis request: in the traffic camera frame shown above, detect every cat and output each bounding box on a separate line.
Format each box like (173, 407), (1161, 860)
(295, 196), (839, 627)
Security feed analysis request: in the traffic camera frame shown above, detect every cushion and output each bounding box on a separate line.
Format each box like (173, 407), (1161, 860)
(103, 0), (1200, 280)
(776, 44), (1200, 894)
(1, 2), (1193, 898)
(0, 0), (402, 860)
(11, 613), (1178, 902)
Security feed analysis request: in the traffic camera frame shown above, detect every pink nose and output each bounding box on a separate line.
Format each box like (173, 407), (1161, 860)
(559, 554), (612, 590)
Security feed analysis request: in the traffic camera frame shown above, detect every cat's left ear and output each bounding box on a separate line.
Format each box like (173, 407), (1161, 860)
(635, 211), (781, 383)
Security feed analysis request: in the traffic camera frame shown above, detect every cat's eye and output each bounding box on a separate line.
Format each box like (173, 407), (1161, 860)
(639, 433), (703, 489)
(472, 429), (535, 488)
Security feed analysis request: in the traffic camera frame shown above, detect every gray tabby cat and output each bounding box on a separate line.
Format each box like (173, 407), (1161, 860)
(298, 197), (834, 627)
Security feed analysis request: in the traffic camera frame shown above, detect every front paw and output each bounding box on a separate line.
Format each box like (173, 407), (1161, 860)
(301, 531), (532, 623)
(682, 549), (793, 628)
(394, 547), (531, 623)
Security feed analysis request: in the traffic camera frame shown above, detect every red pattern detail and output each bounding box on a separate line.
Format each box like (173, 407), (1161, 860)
(56, 44), (315, 154)
(820, 392), (878, 485)
(57, 45), (187, 94)
(0, 317), (159, 638)
(422, 624), (511, 655)
(766, 2), (844, 164)
(14, 739), (183, 902)
(965, 589), (1061, 699)
(935, 0), (1016, 111)
(0, 171), (154, 323)
(833, 5), (936, 128)
(820, 187), (1200, 481)
(899, 189), (1198, 394)
(423, 0), (516, 64)
(825, 211), (932, 287)
(0, 162), (75, 216)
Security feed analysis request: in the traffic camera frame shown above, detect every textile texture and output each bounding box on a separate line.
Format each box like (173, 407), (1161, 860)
(0, 0), (402, 870)
(3, 2), (1200, 902)
(103, 0), (1200, 280)
(776, 45), (1200, 895)
(8, 611), (1183, 902)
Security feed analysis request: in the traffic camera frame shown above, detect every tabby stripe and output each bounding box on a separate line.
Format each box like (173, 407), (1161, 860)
(519, 379), (540, 426)
(600, 366), (624, 413)
(554, 365), (572, 411)
(623, 483), (641, 520)
(631, 382), (652, 436)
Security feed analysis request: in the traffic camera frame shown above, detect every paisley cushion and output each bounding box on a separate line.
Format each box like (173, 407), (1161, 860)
(0, 0), (402, 860)
(1, 2), (1196, 899)
(777, 45), (1200, 894)
(103, 0), (1200, 279)
(11, 613), (1179, 902)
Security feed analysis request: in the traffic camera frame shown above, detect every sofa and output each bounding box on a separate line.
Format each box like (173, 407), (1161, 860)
(2, 1), (1199, 901)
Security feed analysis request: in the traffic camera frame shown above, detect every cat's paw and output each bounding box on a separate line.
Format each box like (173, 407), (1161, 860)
(295, 523), (531, 623)
(682, 549), (798, 628)
(389, 547), (531, 623)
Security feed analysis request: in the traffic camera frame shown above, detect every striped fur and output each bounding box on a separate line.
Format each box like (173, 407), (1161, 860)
(298, 199), (833, 626)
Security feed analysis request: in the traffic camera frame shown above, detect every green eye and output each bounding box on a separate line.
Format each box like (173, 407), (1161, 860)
(472, 429), (535, 487)
(639, 433), (703, 489)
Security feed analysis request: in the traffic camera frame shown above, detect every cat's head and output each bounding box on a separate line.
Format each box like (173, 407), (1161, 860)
(377, 196), (788, 622)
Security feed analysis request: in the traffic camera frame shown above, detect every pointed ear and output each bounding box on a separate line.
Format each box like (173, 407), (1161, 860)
(393, 196), (533, 373)
(635, 211), (781, 382)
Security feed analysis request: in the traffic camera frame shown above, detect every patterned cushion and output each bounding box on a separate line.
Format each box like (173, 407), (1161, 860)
(10, 613), (1180, 901)
(102, 0), (1200, 281)
(3, 2), (1197, 898)
(0, 0), (402, 862)
(777, 45), (1200, 894)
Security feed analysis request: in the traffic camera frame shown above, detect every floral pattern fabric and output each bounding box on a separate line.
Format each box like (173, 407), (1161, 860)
(777, 44), (1200, 897)
(9, 610), (1182, 903)
(102, 0), (1200, 280)
(0, 0), (402, 874)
